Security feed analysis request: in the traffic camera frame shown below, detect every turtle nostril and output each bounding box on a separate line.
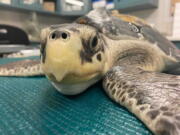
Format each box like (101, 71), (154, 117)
(61, 32), (68, 39)
(50, 32), (57, 40)
(49, 31), (69, 40)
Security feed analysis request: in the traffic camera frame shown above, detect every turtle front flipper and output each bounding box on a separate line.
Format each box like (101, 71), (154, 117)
(0, 59), (43, 76)
(103, 66), (180, 135)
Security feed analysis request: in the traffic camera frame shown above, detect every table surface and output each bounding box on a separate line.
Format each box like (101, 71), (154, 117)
(0, 57), (152, 135)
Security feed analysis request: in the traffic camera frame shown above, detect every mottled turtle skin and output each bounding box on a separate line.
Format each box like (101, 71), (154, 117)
(0, 9), (180, 135)
(76, 9), (180, 62)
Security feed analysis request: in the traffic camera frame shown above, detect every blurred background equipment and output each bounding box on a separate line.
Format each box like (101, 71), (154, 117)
(0, 24), (39, 57)
(0, 0), (179, 54)
(57, 0), (92, 15)
(43, 0), (55, 12)
(0, 24), (29, 45)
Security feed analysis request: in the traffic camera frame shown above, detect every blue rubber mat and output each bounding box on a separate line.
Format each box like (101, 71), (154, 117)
(0, 58), (152, 135)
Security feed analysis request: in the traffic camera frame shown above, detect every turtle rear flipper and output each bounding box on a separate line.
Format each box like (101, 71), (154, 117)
(0, 59), (43, 76)
(103, 66), (180, 135)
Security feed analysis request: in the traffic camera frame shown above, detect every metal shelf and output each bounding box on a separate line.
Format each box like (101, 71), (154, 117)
(0, 3), (80, 17)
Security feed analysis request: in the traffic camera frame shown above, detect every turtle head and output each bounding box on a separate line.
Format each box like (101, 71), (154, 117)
(40, 23), (108, 95)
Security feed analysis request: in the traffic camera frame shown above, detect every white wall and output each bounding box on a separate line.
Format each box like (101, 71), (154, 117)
(127, 0), (173, 36)
(0, 8), (76, 41)
(0, 8), (75, 28)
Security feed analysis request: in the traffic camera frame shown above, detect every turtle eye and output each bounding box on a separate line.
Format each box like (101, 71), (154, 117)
(61, 32), (68, 39)
(90, 36), (98, 48)
(50, 32), (58, 40)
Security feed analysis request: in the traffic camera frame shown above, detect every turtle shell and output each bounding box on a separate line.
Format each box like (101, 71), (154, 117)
(75, 8), (180, 61)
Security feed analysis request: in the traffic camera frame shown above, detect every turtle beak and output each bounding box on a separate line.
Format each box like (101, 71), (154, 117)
(40, 27), (83, 83)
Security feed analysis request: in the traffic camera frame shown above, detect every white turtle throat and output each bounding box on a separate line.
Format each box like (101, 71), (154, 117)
(50, 76), (101, 95)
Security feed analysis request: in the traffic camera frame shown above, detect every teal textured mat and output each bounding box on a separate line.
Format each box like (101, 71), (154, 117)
(0, 58), (152, 135)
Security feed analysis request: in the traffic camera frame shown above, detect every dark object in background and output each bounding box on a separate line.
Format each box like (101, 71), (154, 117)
(0, 25), (39, 55)
(0, 24), (29, 45)
(43, 0), (56, 12)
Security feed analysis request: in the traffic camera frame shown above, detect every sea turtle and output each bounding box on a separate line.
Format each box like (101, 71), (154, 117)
(0, 9), (180, 135)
